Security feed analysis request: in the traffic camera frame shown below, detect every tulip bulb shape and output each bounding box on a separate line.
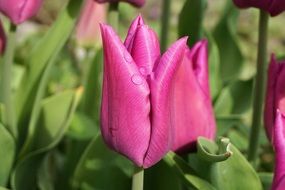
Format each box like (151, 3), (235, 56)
(100, 15), (188, 168)
(272, 111), (285, 190)
(95, 0), (145, 7)
(233, 0), (285, 16)
(100, 15), (216, 168)
(0, 0), (42, 24)
(264, 55), (285, 140)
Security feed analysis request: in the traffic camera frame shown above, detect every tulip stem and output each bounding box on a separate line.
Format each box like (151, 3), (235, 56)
(247, 10), (269, 164)
(160, 0), (171, 52)
(0, 24), (17, 137)
(108, 2), (119, 31)
(132, 167), (144, 190)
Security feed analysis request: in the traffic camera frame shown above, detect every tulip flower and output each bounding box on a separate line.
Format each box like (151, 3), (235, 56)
(0, 20), (5, 54)
(0, 0), (42, 24)
(100, 15), (188, 168)
(95, 0), (145, 7)
(75, 0), (106, 48)
(264, 55), (285, 140)
(271, 111), (285, 190)
(233, 0), (285, 16)
(170, 40), (216, 153)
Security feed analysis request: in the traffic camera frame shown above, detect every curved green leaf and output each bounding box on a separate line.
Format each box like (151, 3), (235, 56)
(0, 123), (15, 186)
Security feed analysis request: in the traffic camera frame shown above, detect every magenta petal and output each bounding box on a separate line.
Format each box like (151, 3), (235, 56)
(0, 0), (42, 24)
(0, 20), (5, 54)
(142, 37), (187, 168)
(124, 15), (145, 50)
(189, 39), (210, 97)
(269, 0), (285, 16)
(274, 175), (285, 190)
(129, 25), (160, 76)
(100, 24), (151, 167)
(272, 111), (285, 190)
(170, 41), (216, 153)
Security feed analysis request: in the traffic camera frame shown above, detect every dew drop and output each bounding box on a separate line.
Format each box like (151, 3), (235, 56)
(139, 67), (148, 75)
(124, 51), (133, 63)
(131, 74), (143, 85)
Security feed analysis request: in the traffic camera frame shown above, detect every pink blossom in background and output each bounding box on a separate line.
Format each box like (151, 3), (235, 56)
(0, 20), (5, 54)
(76, 0), (106, 48)
(233, 0), (285, 16)
(95, 0), (145, 7)
(100, 15), (187, 168)
(0, 0), (42, 24)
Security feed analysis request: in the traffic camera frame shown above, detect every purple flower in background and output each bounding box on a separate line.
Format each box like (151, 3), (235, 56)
(95, 0), (145, 7)
(0, 20), (5, 54)
(233, 0), (285, 16)
(171, 40), (216, 153)
(100, 15), (187, 168)
(0, 0), (42, 24)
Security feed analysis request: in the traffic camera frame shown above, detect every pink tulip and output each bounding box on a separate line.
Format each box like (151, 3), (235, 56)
(271, 111), (285, 190)
(95, 0), (145, 7)
(264, 55), (285, 140)
(0, 0), (42, 24)
(0, 20), (5, 54)
(100, 15), (188, 168)
(233, 0), (285, 16)
(171, 40), (216, 153)
(76, 0), (106, 48)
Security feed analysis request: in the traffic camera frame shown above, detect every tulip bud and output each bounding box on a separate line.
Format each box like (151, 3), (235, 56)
(264, 55), (285, 140)
(170, 40), (216, 153)
(0, 0), (42, 24)
(75, 0), (106, 48)
(100, 15), (187, 168)
(271, 111), (285, 190)
(95, 0), (145, 7)
(0, 20), (5, 54)
(233, 0), (285, 16)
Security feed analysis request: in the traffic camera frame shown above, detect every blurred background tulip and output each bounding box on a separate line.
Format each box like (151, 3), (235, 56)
(271, 111), (285, 190)
(264, 55), (285, 140)
(0, 0), (43, 24)
(233, 0), (285, 16)
(0, 20), (5, 53)
(100, 16), (187, 168)
(171, 40), (216, 153)
(75, 0), (107, 48)
(95, 0), (145, 7)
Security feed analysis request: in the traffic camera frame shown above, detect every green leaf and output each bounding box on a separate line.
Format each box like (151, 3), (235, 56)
(37, 154), (54, 190)
(0, 104), (4, 124)
(0, 123), (15, 186)
(164, 152), (216, 190)
(12, 89), (81, 190)
(259, 172), (273, 190)
(212, 144), (263, 190)
(216, 115), (247, 136)
(178, 0), (207, 46)
(72, 135), (132, 190)
(145, 160), (182, 190)
(197, 137), (232, 163)
(15, 0), (83, 145)
(214, 87), (233, 115)
(213, 1), (243, 82)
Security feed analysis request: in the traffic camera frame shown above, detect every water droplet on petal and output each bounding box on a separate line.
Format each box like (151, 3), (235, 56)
(131, 74), (143, 85)
(124, 51), (133, 63)
(139, 67), (148, 75)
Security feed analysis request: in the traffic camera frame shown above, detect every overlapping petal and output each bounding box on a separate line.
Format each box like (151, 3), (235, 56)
(170, 40), (216, 153)
(0, 0), (42, 24)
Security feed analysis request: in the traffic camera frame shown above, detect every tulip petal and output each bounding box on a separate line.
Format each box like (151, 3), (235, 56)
(170, 42), (216, 153)
(124, 15), (145, 51)
(274, 175), (285, 190)
(129, 25), (160, 76)
(269, 0), (285, 16)
(0, 20), (5, 54)
(142, 37), (187, 168)
(272, 111), (285, 189)
(189, 39), (210, 98)
(100, 24), (151, 167)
